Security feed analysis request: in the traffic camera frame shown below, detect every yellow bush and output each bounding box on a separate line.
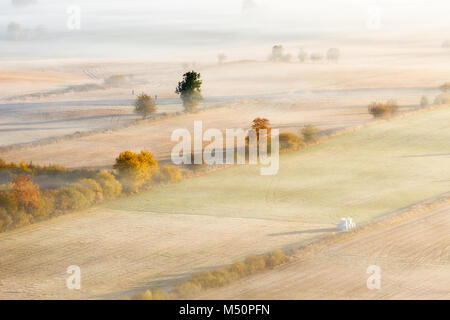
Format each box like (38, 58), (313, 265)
(114, 150), (158, 193)
(228, 261), (248, 278)
(174, 281), (202, 298)
(264, 249), (287, 268)
(151, 287), (171, 300)
(78, 178), (103, 203)
(132, 289), (152, 300)
(160, 164), (183, 183)
(0, 208), (12, 231)
(279, 132), (304, 151)
(244, 255), (266, 273)
(94, 171), (122, 199)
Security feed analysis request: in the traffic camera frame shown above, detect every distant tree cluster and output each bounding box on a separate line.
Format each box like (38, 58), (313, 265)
(270, 46), (341, 63)
(6, 22), (47, 41)
(270, 45), (292, 62)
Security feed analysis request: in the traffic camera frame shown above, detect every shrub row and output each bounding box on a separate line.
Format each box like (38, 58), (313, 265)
(131, 249), (287, 300)
(0, 170), (122, 232)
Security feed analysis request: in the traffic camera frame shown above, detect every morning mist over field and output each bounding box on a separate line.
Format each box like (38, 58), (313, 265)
(0, 0), (449, 304)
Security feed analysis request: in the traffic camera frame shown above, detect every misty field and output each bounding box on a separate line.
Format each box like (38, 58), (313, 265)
(200, 203), (450, 300)
(0, 106), (448, 299)
(107, 106), (450, 224)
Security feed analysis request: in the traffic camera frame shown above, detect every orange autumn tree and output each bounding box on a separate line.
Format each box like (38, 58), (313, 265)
(12, 174), (41, 213)
(251, 117), (271, 139)
(246, 117), (272, 145)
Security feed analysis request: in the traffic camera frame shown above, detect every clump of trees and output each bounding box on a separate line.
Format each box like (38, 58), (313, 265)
(326, 48), (340, 63)
(310, 52), (324, 63)
(270, 45), (291, 62)
(298, 48), (308, 63)
(368, 99), (399, 118)
(6, 22), (46, 41)
(0, 152), (188, 233)
(301, 124), (319, 143)
(432, 82), (450, 105)
(439, 82), (450, 93)
(134, 93), (157, 119)
(175, 71), (203, 113)
(104, 74), (128, 87)
(0, 160), (124, 232)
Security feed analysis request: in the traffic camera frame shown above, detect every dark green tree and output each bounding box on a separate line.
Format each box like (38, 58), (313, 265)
(175, 71), (203, 112)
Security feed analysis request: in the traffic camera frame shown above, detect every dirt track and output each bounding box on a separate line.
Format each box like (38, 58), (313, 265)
(200, 205), (450, 300)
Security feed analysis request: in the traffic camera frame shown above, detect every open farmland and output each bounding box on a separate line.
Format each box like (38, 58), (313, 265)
(0, 107), (448, 299)
(201, 204), (450, 300)
(107, 106), (450, 224)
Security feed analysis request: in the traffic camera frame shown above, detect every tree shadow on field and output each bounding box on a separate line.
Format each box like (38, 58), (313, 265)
(268, 228), (337, 237)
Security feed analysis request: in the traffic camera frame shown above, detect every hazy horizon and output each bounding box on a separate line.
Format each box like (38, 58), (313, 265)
(1, 0), (450, 60)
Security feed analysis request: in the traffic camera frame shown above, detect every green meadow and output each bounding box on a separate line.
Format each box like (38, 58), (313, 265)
(106, 107), (450, 224)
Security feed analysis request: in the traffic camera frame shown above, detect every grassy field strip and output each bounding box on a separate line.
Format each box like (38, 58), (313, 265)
(106, 106), (450, 225)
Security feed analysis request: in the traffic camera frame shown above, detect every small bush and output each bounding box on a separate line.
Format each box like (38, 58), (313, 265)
(279, 133), (304, 151)
(244, 255), (266, 273)
(420, 96), (429, 108)
(264, 249), (287, 268)
(0, 208), (13, 231)
(55, 186), (89, 211)
(151, 287), (171, 300)
(174, 281), (202, 298)
(94, 171), (122, 199)
(0, 190), (18, 214)
(433, 94), (450, 105)
(368, 99), (399, 118)
(159, 164), (183, 183)
(78, 178), (103, 203)
(228, 261), (249, 278)
(439, 82), (450, 93)
(132, 289), (152, 300)
(301, 124), (319, 143)
(12, 174), (41, 214)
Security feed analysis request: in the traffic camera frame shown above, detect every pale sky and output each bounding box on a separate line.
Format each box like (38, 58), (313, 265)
(1, 0), (449, 59)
